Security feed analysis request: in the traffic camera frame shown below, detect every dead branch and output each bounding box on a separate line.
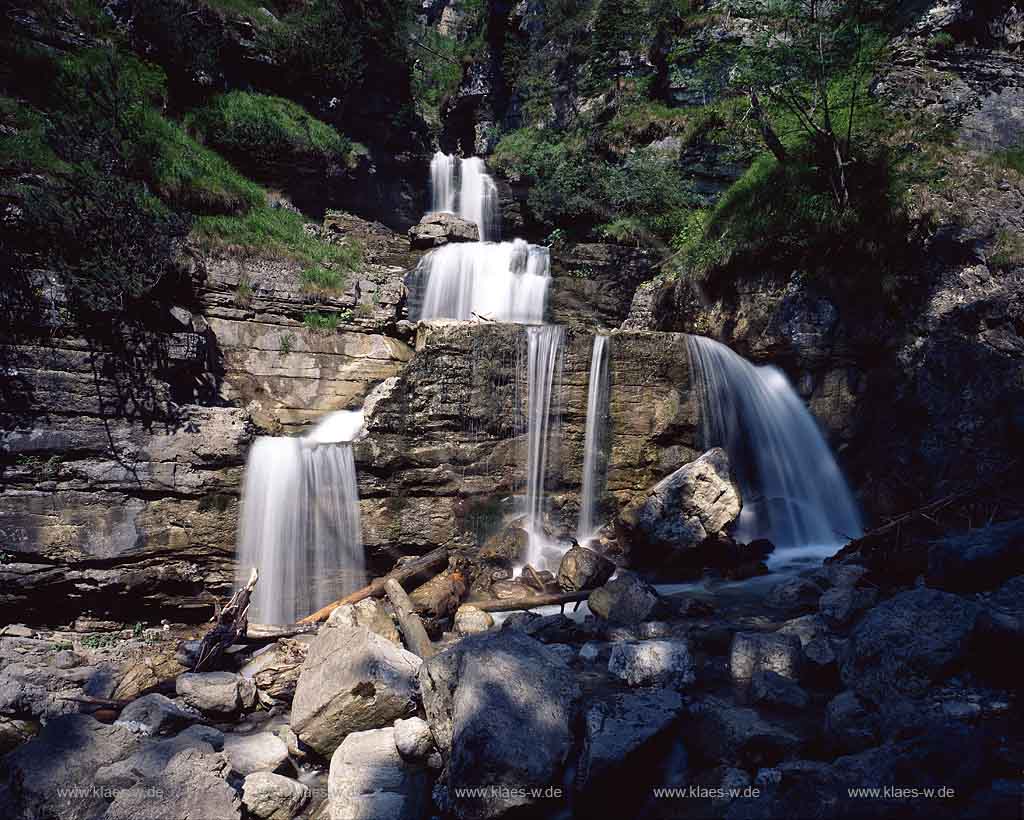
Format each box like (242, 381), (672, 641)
(384, 578), (435, 659)
(466, 590), (591, 613)
(193, 567), (258, 672)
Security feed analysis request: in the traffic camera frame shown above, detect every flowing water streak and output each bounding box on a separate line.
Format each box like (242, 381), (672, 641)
(578, 334), (611, 542)
(429, 151), (457, 213)
(415, 239), (550, 324)
(236, 411), (365, 624)
(457, 157), (499, 241)
(685, 335), (863, 559)
(523, 325), (565, 567)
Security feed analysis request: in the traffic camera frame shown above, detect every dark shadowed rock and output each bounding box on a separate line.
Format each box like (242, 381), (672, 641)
(730, 632), (803, 683)
(115, 693), (199, 736)
(927, 519), (1024, 593)
(291, 626), (421, 757)
(419, 630), (580, 819)
(620, 448), (741, 553)
(765, 577), (824, 613)
(841, 588), (979, 704)
(575, 689), (686, 807)
(588, 574), (660, 624)
(750, 670), (810, 713)
(823, 691), (878, 756)
(688, 696), (802, 769)
(557, 544), (616, 592)
(819, 585), (878, 629)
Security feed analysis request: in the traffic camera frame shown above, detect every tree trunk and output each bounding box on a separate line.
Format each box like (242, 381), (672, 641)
(384, 578), (436, 659)
(194, 567), (258, 672)
(749, 89), (787, 165)
(466, 590), (591, 613)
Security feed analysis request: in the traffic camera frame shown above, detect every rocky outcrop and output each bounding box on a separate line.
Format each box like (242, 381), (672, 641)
(549, 243), (656, 329)
(407, 212), (479, 248)
(926, 518), (1024, 592)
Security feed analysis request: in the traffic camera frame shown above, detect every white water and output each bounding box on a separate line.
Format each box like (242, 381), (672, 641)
(415, 239), (550, 324)
(522, 325), (565, 568)
(577, 334), (611, 542)
(686, 335), (863, 561)
(236, 414), (365, 624)
(429, 151), (457, 214)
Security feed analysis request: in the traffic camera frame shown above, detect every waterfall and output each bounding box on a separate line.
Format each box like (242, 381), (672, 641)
(236, 411), (365, 624)
(685, 336), (863, 558)
(429, 151), (457, 213)
(415, 239), (550, 324)
(458, 157), (499, 241)
(578, 334), (611, 542)
(522, 325), (565, 568)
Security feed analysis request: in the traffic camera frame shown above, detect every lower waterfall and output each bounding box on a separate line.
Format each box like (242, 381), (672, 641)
(236, 411), (365, 624)
(578, 334), (611, 542)
(522, 325), (565, 568)
(686, 335), (863, 556)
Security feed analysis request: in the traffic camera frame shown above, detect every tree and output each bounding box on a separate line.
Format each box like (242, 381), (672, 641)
(728, 0), (879, 211)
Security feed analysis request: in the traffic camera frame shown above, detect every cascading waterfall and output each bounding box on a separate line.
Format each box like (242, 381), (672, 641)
(429, 151), (457, 213)
(577, 334), (611, 542)
(415, 239), (550, 324)
(236, 410), (365, 624)
(522, 325), (565, 568)
(458, 157), (499, 242)
(686, 335), (863, 560)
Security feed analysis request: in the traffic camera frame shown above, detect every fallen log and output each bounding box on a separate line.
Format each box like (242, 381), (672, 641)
(466, 590), (590, 613)
(408, 569), (467, 619)
(384, 578), (435, 659)
(245, 623), (319, 641)
(194, 567), (258, 672)
(298, 547), (449, 625)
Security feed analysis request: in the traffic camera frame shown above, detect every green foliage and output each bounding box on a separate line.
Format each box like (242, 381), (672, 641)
(990, 230), (1024, 272)
(926, 32), (955, 55)
(302, 311), (340, 332)
(0, 98), (64, 173)
(279, 332), (295, 355)
(409, 29), (464, 127)
(300, 265), (345, 294)
(186, 91), (357, 168)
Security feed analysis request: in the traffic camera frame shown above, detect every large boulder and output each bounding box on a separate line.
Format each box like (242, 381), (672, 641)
(242, 771), (311, 820)
(823, 691), (878, 756)
(223, 731), (289, 776)
(327, 727), (430, 820)
(620, 448), (741, 552)
(291, 626), (421, 757)
(926, 519), (1024, 593)
(608, 640), (695, 688)
(556, 544), (616, 592)
(114, 693), (199, 736)
(588, 574), (660, 625)
(176, 672), (257, 717)
(0, 715), (139, 820)
(419, 630), (580, 819)
(327, 599), (401, 644)
(729, 632), (803, 683)
(840, 587), (980, 704)
(750, 670), (810, 713)
(575, 689), (686, 807)
(687, 696), (802, 768)
(408, 212), (479, 248)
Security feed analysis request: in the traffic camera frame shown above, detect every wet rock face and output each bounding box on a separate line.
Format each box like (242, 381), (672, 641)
(408, 212), (480, 248)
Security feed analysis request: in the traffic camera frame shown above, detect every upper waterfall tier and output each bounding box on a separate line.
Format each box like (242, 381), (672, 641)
(412, 238), (551, 324)
(686, 335), (863, 555)
(429, 151), (500, 241)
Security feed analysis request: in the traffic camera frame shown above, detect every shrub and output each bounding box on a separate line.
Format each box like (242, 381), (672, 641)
(187, 91), (357, 168)
(302, 311), (340, 332)
(926, 32), (955, 55)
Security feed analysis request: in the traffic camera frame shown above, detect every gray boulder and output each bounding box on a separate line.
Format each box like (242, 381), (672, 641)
(926, 518), (1024, 593)
(175, 671), (257, 717)
(223, 731), (289, 776)
(239, 638), (310, 701)
(620, 448), (741, 551)
(777, 614), (831, 647)
(608, 640), (695, 688)
(95, 725), (223, 789)
(242, 772), (311, 820)
(115, 693), (199, 736)
(819, 585), (877, 628)
(419, 630), (580, 819)
(453, 605), (494, 635)
(588, 574), (660, 625)
(556, 544), (616, 592)
(575, 689), (686, 799)
(408, 212), (479, 248)
(327, 727), (430, 820)
(327, 598), (401, 644)
(841, 587), (979, 704)
(729, 632), (802, 683)
(394, 716), (434, 760)
(291, 625), (421, 757)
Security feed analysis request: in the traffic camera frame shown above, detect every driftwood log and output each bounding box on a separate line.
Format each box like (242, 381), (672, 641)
(408, 569), (467, 619)
(245, 623), (319, 641)
(193, 567), (258, 672)
(384, 578), (435, 659)
(466, 590), (590, 613)
(298, 547), (449, 624)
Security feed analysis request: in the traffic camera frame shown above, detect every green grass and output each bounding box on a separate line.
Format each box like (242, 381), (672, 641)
(300, 265), (345, 293)
(990, 230), (1024, 271)
(986, 144), (1024, 176)
(0, 98), (65, 173)
(302, 311), (341, 332)
(187, 91), (358, 168)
